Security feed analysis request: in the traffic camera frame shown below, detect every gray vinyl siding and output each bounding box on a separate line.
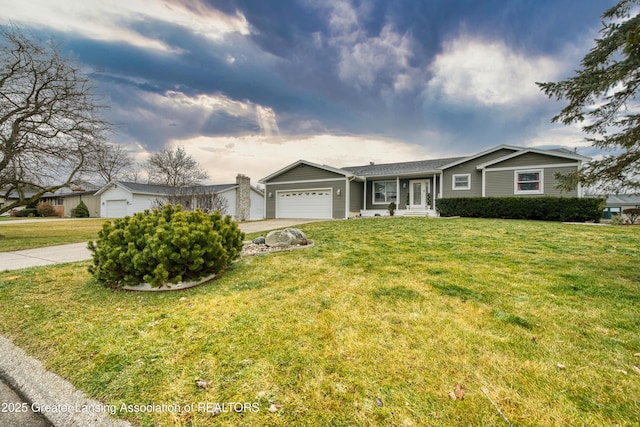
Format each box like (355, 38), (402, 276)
(268, 163), (345, 182)
(349, 180), (363, 216)
(489, 152), (576, 168)
(485, 166), (579, 197)
(265, 180), (346, 219)
(441, 148), (516, 198)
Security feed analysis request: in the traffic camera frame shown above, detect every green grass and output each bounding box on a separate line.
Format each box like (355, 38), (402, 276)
(0, 217), (639, 426)
(0, 219), (107, 251)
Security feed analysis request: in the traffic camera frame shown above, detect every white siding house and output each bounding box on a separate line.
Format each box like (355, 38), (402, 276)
(96, 174), (264, 220)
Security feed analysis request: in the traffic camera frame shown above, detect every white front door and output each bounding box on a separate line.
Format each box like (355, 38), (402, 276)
(409, 179), (429, 209)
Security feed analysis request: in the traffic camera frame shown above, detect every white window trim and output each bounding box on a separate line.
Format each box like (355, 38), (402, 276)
(452, 173), (471, 190)
(372, 180), (398, 205)
(514, 169), (544, 195)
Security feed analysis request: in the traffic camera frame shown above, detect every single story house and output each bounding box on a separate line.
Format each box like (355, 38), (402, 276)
(596, 194), (640, 220)
(259, 144), (591, 219)
(1, 183), (101, 217)
(40, 188), (101, 217)
(96, 174), (264, 220)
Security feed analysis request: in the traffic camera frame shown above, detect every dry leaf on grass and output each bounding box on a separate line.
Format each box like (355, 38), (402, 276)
(196, 379), (210, 389)
(455, 383), (464, 400)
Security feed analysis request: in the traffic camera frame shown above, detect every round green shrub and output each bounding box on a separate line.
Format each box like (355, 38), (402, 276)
(74, 201), (90, 218)
(88, 204), (245, 288)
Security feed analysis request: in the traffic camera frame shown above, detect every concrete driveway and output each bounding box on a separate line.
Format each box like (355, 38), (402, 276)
(0, 218), (327, 271)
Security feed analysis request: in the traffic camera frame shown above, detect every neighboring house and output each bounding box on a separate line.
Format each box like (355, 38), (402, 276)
(595, 194), (640, 220)
(40, 188), (101, 217)
(95, 174), (264, 220)
(259, 144), (590, 219)
(1, 183), (100, 217)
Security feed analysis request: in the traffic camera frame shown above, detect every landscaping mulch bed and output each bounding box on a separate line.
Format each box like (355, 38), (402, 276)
(240, 240), (314, 257)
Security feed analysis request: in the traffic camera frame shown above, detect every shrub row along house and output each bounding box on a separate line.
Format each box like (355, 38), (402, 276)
(259, 144), (591, 219)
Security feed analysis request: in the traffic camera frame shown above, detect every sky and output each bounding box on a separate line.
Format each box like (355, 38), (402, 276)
(0, 0), (619, 185)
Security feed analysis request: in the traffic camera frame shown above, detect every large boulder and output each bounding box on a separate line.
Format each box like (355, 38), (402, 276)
(265, 228), (308, 247)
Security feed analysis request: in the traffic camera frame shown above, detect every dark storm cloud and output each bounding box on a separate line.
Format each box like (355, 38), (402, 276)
(10, 0), (619, 154)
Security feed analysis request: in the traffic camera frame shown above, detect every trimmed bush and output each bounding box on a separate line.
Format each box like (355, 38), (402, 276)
(74, 201), (90, 218)
(20, 208), (39, 217)
(437, 197), (605, 222)
(88, 204), (245, 288)
(36, 201), (57, 217)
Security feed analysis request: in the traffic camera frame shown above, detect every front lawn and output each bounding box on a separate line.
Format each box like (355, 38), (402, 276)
(0, 218), (638, 426)
(0, 218), (106, 251)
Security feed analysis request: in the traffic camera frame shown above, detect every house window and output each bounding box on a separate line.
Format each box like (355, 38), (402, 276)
(515, 169), (543, 194)
(373, 181), (397, 204)
(452, 174), (471, 190)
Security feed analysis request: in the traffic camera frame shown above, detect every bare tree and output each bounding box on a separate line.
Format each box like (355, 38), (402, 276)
(144, 146), (209, 187)
(192, 187), (229, 214)
(84, 142), (135, 185)
(0, 25), (111, 214)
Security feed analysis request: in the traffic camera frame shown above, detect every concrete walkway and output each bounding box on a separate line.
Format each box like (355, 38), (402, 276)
(0, 218), (326, 272)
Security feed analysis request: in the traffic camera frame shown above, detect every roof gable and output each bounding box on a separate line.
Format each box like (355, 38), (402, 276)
(438, 145), (522, 170)
(259, 160), (358, 183)
(475, 148), (590, 169)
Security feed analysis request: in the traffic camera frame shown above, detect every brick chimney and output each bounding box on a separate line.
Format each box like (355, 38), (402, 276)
(235, 174), (251, 221)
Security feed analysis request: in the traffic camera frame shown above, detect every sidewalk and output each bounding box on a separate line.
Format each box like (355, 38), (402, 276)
(1, 243), (91, 271)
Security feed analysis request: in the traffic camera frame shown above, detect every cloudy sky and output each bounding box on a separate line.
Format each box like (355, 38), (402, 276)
(0, 0), (617, 184)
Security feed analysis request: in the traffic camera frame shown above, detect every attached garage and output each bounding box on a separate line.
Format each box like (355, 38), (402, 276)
(276, 189), (332, 219)
(261, 160), (365, 219)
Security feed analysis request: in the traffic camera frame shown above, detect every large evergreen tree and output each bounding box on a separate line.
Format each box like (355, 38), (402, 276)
(538, 0), (640, 193)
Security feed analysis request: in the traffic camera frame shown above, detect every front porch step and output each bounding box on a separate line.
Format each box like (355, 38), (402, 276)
(399, 210), (432, 217)
(400, 210), (429, 217)
(359, 209), (438, 217)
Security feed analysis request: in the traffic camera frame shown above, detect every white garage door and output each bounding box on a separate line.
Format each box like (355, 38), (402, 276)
(277, 189), (332, 219)
(106, 200), (127, 218)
